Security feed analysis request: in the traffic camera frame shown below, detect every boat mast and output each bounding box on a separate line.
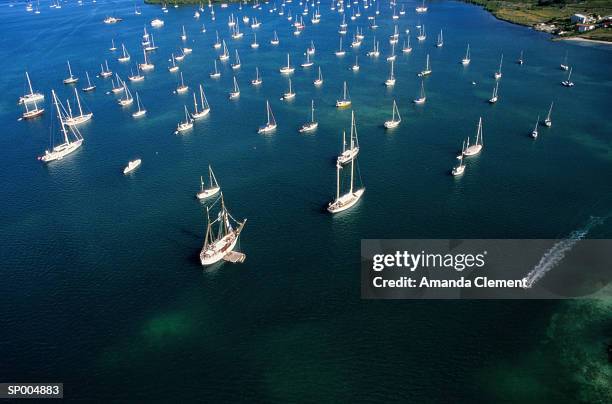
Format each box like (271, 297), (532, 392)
(311, 100), (315, 123)
(75, 88), (83, 116)
(53, 90), (69, 145)
(26, 72), (34, 95)
(193, 92), (199, 114)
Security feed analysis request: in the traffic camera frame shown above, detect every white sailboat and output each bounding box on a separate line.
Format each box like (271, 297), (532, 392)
(336, 81), (351, 108)
(329, 111), (364, 213)
(169, 54), (179, 72)
(279, 53), (295, 74)
(384, 99), (401, 129)
(63, 61), (78, 84)
(19, 72), (44, 104)
(544, 101), (553, 127)
(299, 100), (318, 132)
(39, 90), (83, 163)
(118, 84), (133, 106)
(144, 34), (158, 52)
(251, 67), (263, 86)
(109, 38), (117, 52)
(418, 54), (432, 77)
(282, 78), (296, 100)
(561, 67), (574, 87)
(337, 113), (360, 164)
(386, 42), (396, 61)
(307, 40), (316, 55)
(488, 81), (499, 103)
(352, 56), (360, 71)
(385, 60), (396, 86)
(301, 52), (314, 68)
(531, 116), (539, 139)
(175, 105), (194, 134)
(229, 76), (240, 99)
(22, 99), (44, 120)
(417, 24), (426, 41)
(463, 117), (483, 156)
(402, 36), (412, 53)
(199, 194), (246, 266)
(560, 51), (569, 71)
(132, 92), (146, 117)
(436, 29), (443, 47)
(181, 25), (187, 41)
(416, 0), (428, 13)
(100, 61), (113, 78)
(196, 166), (220, 199)
(314, 66), (323, 86)
(118, 44), (130, 62)
(517, 50), (524, 65)
(65, 88), (93, 125)
(176, 72), (189, 93)
(413, 80), (426, 104)
(494, 54), (503, 79)
(219, 40), (230, 61)
(231, 49), (241, 70)
(258, 100), (277, 133)
(210, 60), (221, 78)
(452, 141), (466, 176)
(139, 49), (154, 71)
(367, 38), (380, 57)
(191, 84), (210, 119)
(213, 31), (222, 49)
(123, 159), (142, 174)
(128, 65), (144, 82)
(251, 33), (259, 48)
(335, 37), (346, 56)
(111, 74), (124, 94)
(271, 30), (280, 45)
(461, 44), (471, 65)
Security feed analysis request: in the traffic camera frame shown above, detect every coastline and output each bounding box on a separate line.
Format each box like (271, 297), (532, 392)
(558, 36), (612, 45)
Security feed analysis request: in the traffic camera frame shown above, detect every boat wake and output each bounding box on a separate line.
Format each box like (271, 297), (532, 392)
(522, 216), (605, 288)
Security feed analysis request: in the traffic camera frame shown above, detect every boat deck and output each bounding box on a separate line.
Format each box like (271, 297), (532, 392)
(223, 251), (246, 264)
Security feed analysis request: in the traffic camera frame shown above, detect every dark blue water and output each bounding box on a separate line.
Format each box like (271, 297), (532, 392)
(1, 0), (611, 401)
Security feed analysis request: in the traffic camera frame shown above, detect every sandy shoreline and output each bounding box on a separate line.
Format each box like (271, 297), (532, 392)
(558, 36), (612, 45)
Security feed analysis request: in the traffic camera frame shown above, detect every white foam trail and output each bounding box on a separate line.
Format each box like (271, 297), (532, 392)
(523, 217), (604, 288)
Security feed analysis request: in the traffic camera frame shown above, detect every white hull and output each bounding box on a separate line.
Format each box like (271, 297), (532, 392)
(176, 122), (193, 133)
(328, 188), (365, 213)
(123, 159), (142, 174)
(196, 186), (220, 200)
(200, 230), (240, 266)
(192, 109), (210, 119)
(299, 122), (318, 132)
(40, 139), (83, 162)
(258, 123), (277, 134)
(463, 144), (482, 156)
(132, 109), (146, 118)
(413, 97), (426, 104)
(19, 93), (44, 105)
(384, 120), (400, 129)
(452, 165), (465, 176)
(338, 147), (359, 164)
(336, 100), (351, 108)
(65, 113), (93, 126)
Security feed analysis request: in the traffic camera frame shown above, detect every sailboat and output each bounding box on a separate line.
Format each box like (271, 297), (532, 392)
(132, 92), (146, 117)
(307, 40), (316, 55)
(386, 43), (396, 61)
(231, 22), (244, 39)
(385, 60), (396, 86)
(451, 141), (466, 176)
(229, 76), (240, 99)
(402, 36), (412, 53)
(337, 113), (359, 164)
(560, 51), (569, 71)
(436, 29), (443, 47)
(463, 117), (484, 156)
(367, 38), (380, 57)
(413, 80), (426, 104)
(210, 60), (221, 78)
(168, 54), (179, 72)
(181, 25), (187, 41)
(39, 90), (83, 163)
(175, 105), (194, 134)
(417, 24), (426, 41)
(335, 37), (346, 56)
(488, 82), (499, 103)
(282, 78), (296, 100)
(22, 99), (44, 120)
(81, 71), (96, 92)
(251, 33), (259, 48)
(416, 0), (428, 13)
(111, 74), (125, 94)
(123, 159), (142, 174)
(191, 84), (211, 119)
(118, 44), (130, 62)
(219, 40), (230, 61)
(196, 166), (220, 199)
(63, 61), (78, 84)
(139, 49), (154, 71)
(561, 67), (574, 87)
(517, 50), (524, 65)
(271, 30), (280, 45)
(352, 56), (360, 71)
(461, 44), (471, 65)
(251, 67), (263, 86)
(384, 99), (401, 129)
(314, 66), (323, 86)
(418, 54), (432, 77)
(199, 193), (246, 266)
(176, 72), (189, 93)
(258, 100), (277, 133)
(328, 111), (364, 214)
(531, 116), (540, 139)
(213, 31), (222, 49)
(299, 100), (318, 132)
(109, 38), (117, 52)
(118, 84), (133, 106)
(544, 102), (553, 127)
(100, 60), (113, 78)
(128, 65), (144, 82)
(231, 50), (241, 70)
(336, 81), (351, 108)
(65, 88), (93, 125)
(301, 52), (314, 68)
(19, 72), (44, 104)
(494, 54), (503, 79)
(144, 34), (158, 52)
(279, 53), (295, 74)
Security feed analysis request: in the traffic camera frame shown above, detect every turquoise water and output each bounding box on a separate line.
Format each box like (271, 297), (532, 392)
(1, 0), (611, 401)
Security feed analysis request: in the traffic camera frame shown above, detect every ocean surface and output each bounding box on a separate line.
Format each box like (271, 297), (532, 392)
(1, 0), (611, 402)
